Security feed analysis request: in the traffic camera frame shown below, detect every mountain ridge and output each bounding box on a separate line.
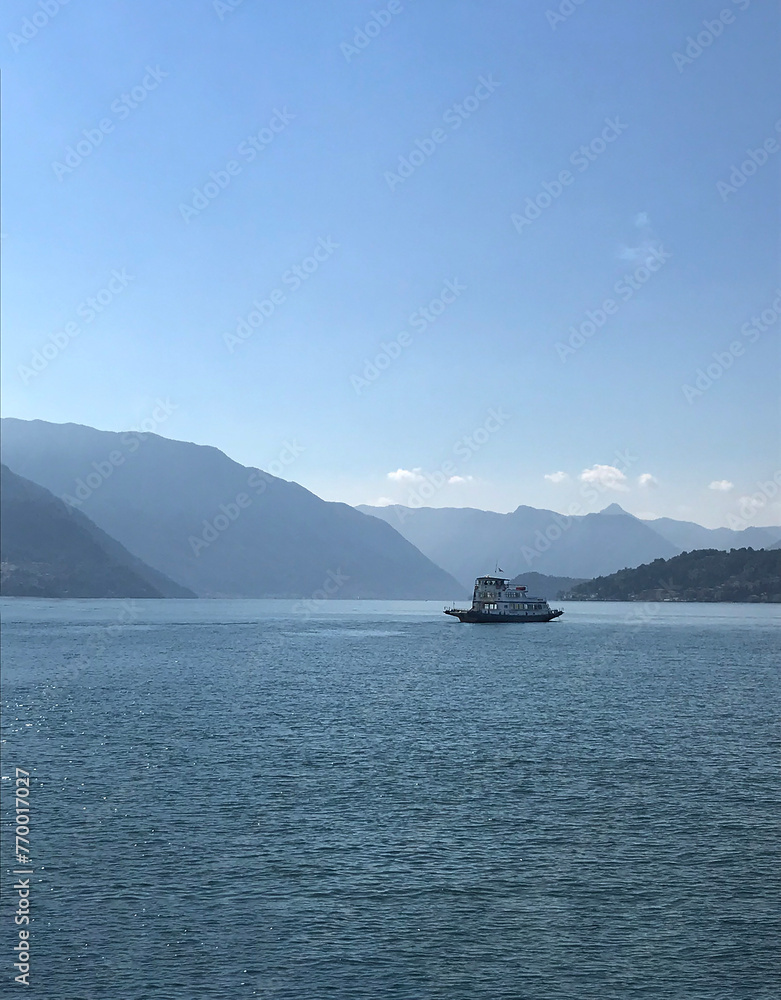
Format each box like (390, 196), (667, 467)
(1, 464), (194, 598)
(0, 418), (465, 600)
(358, 501), (781, 586)
(357, 502), (681, 586)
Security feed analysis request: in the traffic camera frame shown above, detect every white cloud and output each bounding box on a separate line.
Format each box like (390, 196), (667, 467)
(579, 464), (629, 491)
(708, 480), (734, 492)
(620, 241), (662, 264)
(387, 467), (425, 483)
(737, 494), (763, 513)
(619, 211), (662, 266)
(638, 473), (658, 488)
(448, 475), (474, 485)
(544, 471), (569, 484)
(373, 496), (395, 506)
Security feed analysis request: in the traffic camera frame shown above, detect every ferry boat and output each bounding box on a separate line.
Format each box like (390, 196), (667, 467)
(444, 575), (564, 623)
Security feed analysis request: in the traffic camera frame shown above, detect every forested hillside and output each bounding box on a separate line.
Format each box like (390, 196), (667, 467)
(564, 548), (781, 603)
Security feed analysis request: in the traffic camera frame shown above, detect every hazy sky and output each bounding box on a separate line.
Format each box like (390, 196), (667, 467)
(2, 0), (779, 528)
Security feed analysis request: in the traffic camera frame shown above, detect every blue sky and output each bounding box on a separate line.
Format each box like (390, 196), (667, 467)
(2, 0), (779, 528)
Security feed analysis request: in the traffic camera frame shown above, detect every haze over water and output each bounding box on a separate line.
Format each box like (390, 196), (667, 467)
(3, 599), (779, 999)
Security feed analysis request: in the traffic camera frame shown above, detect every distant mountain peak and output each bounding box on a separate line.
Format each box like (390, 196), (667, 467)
(600, 503), (631, 516)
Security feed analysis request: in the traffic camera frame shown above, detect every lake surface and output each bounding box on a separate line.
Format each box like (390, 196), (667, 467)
(2, 599), (779, 999)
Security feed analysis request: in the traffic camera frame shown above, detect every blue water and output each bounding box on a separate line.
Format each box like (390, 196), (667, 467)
(2, 599), (779, 999)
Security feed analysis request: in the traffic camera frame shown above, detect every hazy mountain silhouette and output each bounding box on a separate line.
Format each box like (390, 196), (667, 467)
(357, 502), (682, 587)
(593, 503), (781, 551)
(640, 516), (781, 552)
(358, 500), (781, 587)
(1, 465), (194, 598)
(1, 419), (463, 599)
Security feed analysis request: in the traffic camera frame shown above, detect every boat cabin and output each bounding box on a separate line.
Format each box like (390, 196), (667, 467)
(472, 576), (548, 614)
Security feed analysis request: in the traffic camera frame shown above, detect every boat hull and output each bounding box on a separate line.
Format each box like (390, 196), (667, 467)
(444, 609), (563, 624)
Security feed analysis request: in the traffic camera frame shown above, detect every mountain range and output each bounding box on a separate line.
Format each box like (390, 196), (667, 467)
(358, 501), (781, 589)
(2, 417), (778, 599)
(0, 419), (462, 599)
